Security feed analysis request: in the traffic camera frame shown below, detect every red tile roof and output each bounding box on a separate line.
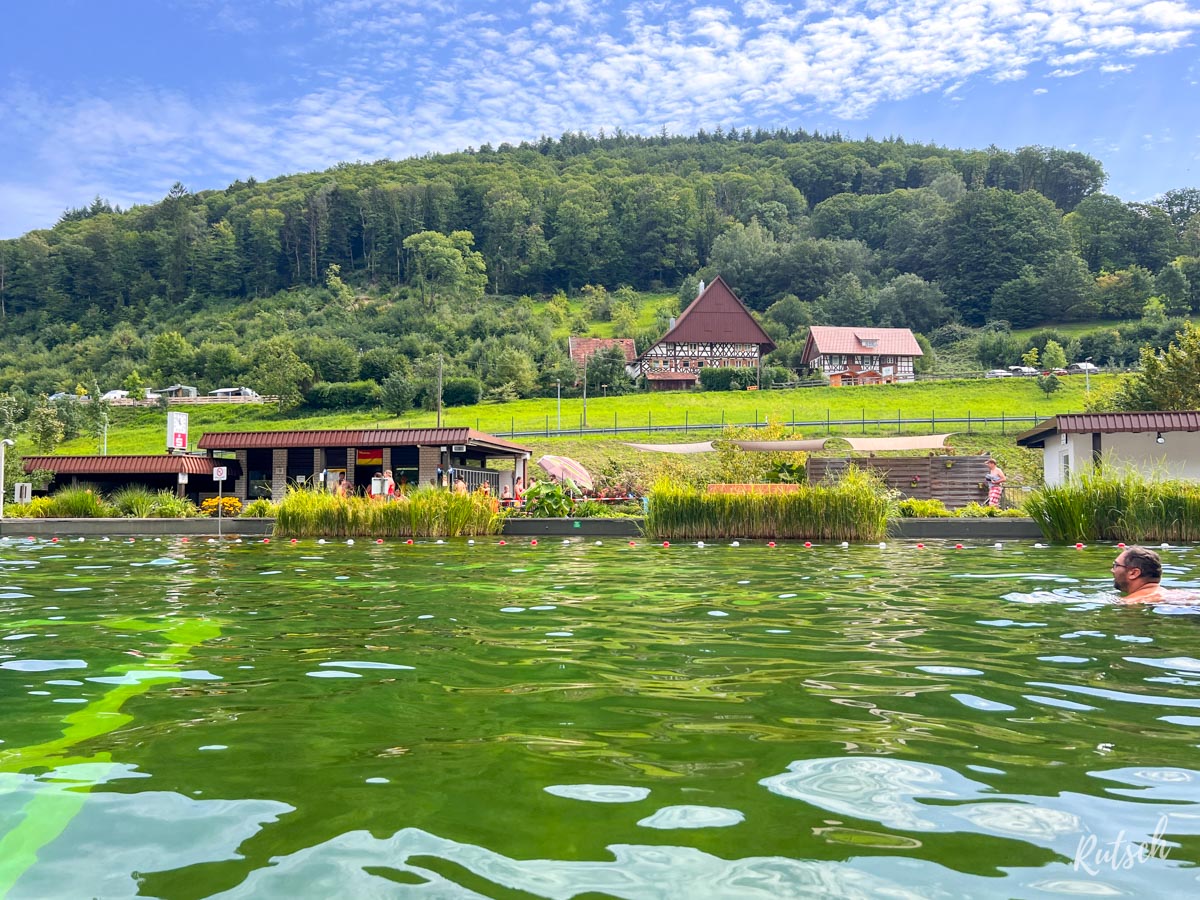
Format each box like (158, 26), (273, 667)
(645, 371), (699, 381)
(23, 454), (218, 475)
(803, 326), (923, 360)
(651, 276), (775, 351)
(568, 337), (637, 369)
(1017, 412), (1200, 447)
(197, 428), (529, 454)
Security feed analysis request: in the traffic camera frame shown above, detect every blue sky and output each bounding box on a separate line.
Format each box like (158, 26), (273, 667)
(2, 0), (1199, 238)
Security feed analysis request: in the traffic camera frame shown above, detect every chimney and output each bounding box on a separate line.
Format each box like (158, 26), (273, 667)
(669, 317), (676, 329)
(697, 279), (705, 296)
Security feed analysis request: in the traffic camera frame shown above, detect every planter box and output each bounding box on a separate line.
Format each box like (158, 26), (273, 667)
(502, 518), (643, 537)
(889, 517), (1043, 540)
(0, 518), (274, 538)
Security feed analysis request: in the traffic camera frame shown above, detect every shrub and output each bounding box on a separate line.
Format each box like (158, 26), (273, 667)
(442, 377), (483, 407)
(148, 490), (200, 518)
(305, 380), (383, 410)
(200, 496), (243, 518)
(8, 497), (55, 518)
(699, 367), (754, 391)
(45, 485), (115, 518)
(897, 498), (951, 517)
(241, 498), (278, 518)
(110, 485), (157, 518)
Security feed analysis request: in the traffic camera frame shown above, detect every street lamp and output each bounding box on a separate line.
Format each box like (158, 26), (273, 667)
(582, 356), (588, 428)
(1085, 356), (1093, 394)
(555, 379), (561, 432)
(0, 438), (14, 521)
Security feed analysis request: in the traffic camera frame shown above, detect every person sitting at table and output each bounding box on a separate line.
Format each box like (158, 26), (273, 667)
(500, 484), (514, 507)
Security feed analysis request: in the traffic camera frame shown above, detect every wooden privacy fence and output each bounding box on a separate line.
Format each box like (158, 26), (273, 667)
(808, 456), (993, 509)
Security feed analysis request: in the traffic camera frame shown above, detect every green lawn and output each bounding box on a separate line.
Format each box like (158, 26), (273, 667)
(45, 374), (1115, 460)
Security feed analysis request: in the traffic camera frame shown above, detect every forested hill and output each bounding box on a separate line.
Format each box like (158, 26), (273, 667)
(0, 128), (1198, 405)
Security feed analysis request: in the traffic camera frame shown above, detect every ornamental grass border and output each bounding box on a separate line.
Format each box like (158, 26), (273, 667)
(273, 486), (502, 538)
(644, 466), (892, 541)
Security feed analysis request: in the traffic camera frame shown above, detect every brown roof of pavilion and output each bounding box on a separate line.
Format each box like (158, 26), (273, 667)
(23, 454), (218, 475)
(649, 276), (776, 352)
(197, 428), (530, 454)
(568, 337), (637, 368)
(1017, 412), (1200, 448)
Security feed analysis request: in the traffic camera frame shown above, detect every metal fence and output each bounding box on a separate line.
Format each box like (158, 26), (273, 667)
(479, 410), (1060, 440)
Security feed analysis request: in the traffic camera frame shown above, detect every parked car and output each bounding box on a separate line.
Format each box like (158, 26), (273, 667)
(100, 389), (129, 401)
(1007, 365), (1038, 376)
(1042, 368), (1069, 376)
(1067, 361), (1097, 373)
(985, 369), (1012, 378)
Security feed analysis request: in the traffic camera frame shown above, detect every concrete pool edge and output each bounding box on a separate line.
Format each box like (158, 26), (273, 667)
(2, 517), (1045, 540)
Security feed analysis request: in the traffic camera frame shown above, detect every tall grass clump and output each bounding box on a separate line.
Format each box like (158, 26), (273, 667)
(274, 486), (502, 538)
(44, 485), (116, 518)
(110, 485), (158, 518)
(1026, 464), (1200, 543)
(645, 466), (892, 541)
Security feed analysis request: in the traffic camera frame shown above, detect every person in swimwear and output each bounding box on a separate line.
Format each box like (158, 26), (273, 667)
(1112, 546), (1167, 603)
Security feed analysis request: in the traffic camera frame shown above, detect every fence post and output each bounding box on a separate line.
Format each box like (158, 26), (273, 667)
(897, 409), (901, 434)
(967, 410), (971, 434)
(511, 416), (514, 438)
(931, 408), (935, 434)
(613, 411), (617, 434)
(648, 411), (652, 431)
(545, 415), (549, 437)
(862, 408), (866, 434)
(685, 409), (688, 433)
(1001, 412), (1005, 436)
(826, 409), (830, 435)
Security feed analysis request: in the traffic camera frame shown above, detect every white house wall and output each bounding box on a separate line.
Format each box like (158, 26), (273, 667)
(1042, 431), (1200, 486)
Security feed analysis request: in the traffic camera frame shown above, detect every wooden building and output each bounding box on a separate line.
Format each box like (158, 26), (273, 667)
(801, 327), (922, 385)
(627, 276), (776, 390)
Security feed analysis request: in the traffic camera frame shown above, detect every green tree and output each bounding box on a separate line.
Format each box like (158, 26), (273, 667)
(1108, 321), (1200, 411)
(380, 373), (417, 414)
(248, 336), (314, 410)
(123, 369), (146, 400)
(403, 230), (487, 303)
(147, 331), (194, 385)
(1036, 373), (1061, 395)
(28, 402), (65, 452)
(1022, 346), (1040, 368)
(1042, 340), (1068, 370)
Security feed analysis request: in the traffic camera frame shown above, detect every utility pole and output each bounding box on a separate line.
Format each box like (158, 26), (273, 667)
(0, 438), (13, 521)
(556, 379), (561, 431)
(582, 356), (588, 428)
(436, 355), (443, 428)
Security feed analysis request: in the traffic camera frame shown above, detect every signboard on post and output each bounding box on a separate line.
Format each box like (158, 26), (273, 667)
(213, 466), (227, 482)
(167, 411), (189, 451)
(14, 483), (32, 504)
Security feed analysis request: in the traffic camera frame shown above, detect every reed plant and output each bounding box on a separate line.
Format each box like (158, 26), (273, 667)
(43, 485), (116, 518)
(645, 466), (892, 541)
(240, 498), (278, 518)
(110, 485), (158, 517)
(1026, 464), (1200, 543)
(273, 486), (502, 538)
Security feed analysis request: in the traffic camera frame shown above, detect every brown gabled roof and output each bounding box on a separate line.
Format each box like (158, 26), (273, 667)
(197, 428), (529, 455)
(23, 454), (218, 475)
(568, 337), (637, 368)
(644, 371), (699, 381)
(802, 326), (923, 362)
(1017, 412), (1200, 448)
(650, 276), (776, 351)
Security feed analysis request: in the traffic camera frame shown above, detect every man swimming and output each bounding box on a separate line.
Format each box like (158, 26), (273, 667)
(1112, 546), (1167, 603)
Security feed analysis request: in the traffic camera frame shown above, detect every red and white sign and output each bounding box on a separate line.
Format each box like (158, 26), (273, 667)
(167, 411), (189, 451)
(212, 466), (228, 482)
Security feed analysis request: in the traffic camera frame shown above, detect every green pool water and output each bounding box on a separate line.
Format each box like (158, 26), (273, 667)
(2, 536), (1200, 898)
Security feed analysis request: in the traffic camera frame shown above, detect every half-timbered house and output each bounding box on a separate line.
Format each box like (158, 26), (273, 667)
(627, 276), (776, 390)
(801, 326), (922, 386)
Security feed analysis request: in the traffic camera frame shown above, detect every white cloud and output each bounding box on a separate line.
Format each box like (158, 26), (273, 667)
(4, 0), (1200, 234)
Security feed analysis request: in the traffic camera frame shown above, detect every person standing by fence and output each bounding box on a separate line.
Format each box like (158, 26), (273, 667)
(984, 459), (1006, 507)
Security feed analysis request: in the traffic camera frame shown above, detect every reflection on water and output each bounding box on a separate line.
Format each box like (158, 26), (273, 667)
(2, 537), (1200, 897)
